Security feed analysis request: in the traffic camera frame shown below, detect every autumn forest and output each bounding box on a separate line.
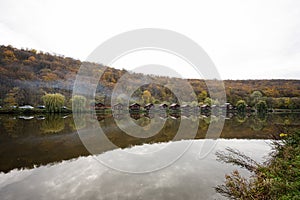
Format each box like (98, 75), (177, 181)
(0, 45), (300, 110)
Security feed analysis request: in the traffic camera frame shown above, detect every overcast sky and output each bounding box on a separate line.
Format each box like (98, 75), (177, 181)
(0, 0), (299, 79)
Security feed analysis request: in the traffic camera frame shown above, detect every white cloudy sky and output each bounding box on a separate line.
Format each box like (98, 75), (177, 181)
(0, 0), (299, 79)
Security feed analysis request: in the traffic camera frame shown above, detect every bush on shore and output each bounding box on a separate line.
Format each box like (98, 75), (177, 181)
(215, 129), (300, 200)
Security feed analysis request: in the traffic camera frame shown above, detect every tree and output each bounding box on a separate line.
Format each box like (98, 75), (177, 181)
(3, 87), (20, 107)
(204, 97), (212, 106)
(71, 95), (86, 113)
(3, 49), (17, 63)
(142, 90), (152, 104)
(250, 91), (263, 106)
(42, 93), (65, 113)
(256, 100), (267, 113)
(198, 90), (207, 102)
(290, 97), (300, 109)
(204, 97), (219, 106)
(236, 100), (247, 113)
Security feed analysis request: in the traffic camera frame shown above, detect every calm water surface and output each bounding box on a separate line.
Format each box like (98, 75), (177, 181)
(0, 113), (299, 199)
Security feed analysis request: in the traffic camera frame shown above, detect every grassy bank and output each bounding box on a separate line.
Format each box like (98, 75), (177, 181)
(215, 129), (300, 199)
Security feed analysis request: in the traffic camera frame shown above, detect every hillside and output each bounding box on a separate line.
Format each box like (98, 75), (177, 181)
(0, 45), (300, 108)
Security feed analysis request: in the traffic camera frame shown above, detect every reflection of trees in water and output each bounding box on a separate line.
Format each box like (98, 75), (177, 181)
(135, 117), (151, 127)
(69, 114), (87, 130)
(1, 117), (18, 137)
(235, 113), (247, 123)
(269, 113), (300, 126)
(41, 115), (65, 133)
(200, 115), (223, 125)
(257, 113), (267, 122)
(161, 118), (180, 138)
(250, 114), (267, 131)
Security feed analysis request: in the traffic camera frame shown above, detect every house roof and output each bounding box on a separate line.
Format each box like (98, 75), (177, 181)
(159, 103), (168, 106)
(181, 104), (191, 108)
(130, 103), (140, 106)
(19, 105), (34, 109)
(201, 104), (210, 108)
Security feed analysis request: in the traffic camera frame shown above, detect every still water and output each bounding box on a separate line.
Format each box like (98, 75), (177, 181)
(0, 113), (299, 199)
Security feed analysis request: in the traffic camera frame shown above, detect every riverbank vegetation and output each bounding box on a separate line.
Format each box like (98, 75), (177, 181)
(215, 128), (300, 199)
(0, 45), (300, 112)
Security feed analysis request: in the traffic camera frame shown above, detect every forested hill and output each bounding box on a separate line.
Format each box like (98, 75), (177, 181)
(0, 45), (300, 108)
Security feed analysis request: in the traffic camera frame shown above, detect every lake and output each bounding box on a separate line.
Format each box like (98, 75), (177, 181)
(0, 113), (299, 199)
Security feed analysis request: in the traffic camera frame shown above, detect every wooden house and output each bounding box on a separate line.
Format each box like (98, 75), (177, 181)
(129, 103), (140, 111)
(169, 103), (180, 111)
(181, 104), (191, 113)
(144, 103), (154, 111)
(159, 103), (168, 109)
(113, 103), (124, 111)
(200, 104), (211, 113)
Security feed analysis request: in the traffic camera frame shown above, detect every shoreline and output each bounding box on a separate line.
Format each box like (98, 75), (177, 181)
(0, 108), (299, 115)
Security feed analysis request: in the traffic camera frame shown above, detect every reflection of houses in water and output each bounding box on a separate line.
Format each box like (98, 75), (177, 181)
(96, 115), (105, 121)
(169, 103), (180, 111)
(169, 113), (180, 119)
(181, 112), (191, 118)
(158, 112), (168, 119)
(225, 112), (234, 119)
(36, 115), (46, 120)
(92, 102), (106, 110)
(144, 112), (155, 119)
(129, 103), (140, 112)
(113, 113), (125, 120)
(130, 112), (141, 120)
(19, 116), (34, 120)
(220, 103), (233, 111)
(246, 105), (254, 112)
(112, 103), (124, 111)
(144, 103), (154, 111)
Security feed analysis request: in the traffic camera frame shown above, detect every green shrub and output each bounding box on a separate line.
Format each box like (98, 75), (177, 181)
(216, 130), (300, 199)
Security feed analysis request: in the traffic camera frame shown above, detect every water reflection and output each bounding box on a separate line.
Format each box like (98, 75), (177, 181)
(0, 139), (272, 200)
(41, 115), (65, 133)
(0, 113), (299, 173)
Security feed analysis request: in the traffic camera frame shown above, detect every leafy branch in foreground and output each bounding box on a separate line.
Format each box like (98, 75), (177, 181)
(215, 147), (259, 172)
(215, 129), (300, 200)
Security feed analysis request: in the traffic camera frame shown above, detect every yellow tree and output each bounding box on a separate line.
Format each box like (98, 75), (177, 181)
(198, 90), (208, 103)
(3, 50), (17, 63)
(142, 90), (152, 104)
(71, 95), (87, 113)
(42, 93), (65, 113)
